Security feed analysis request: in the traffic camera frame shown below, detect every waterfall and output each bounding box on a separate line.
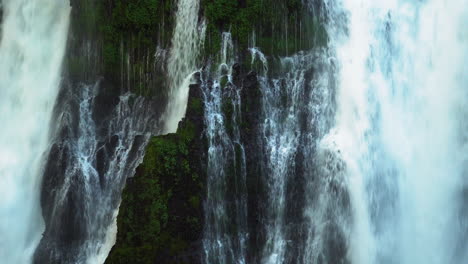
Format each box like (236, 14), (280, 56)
(1, 0), (465, 263)
(255, 48), (337, 264)
(165, 0), (206, 133)
(35, 81), (160, 263)
(202, 33), (248, 264)
(323, 0), (468, 263)
(0, 1), (70, 263)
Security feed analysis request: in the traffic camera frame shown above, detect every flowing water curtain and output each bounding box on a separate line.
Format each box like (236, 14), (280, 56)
(165, 0), (206, 133)
(202, 32), (249, 264)
(0, 1), (70, 263)
(256, 49), (339, 264)
(324, 0), (468, 263)
(37, 81), (160, 263)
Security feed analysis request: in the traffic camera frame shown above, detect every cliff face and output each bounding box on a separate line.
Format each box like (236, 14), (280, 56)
(35, 0), (170, 262)
(35, 0), (327, 263)
(105, 82), (207, 264)
(105, 63), (263, 263)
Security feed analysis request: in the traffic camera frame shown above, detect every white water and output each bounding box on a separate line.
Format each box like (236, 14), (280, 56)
(77, 88), (158, 264)
(203, 33), (248, 264)
(255, 48), (336, 264)
(165, 0), (206, 133)
(42, 82), (159, 264)
(0, 0), (70, 263)
(324, 0), (468, 263)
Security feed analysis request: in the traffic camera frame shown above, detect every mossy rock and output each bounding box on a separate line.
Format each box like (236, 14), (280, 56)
(201, 0), (327, 59)
(106, 82), (206, 264)
(106, 121), (204, 264)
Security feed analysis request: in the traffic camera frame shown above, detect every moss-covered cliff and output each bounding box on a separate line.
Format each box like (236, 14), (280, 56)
(105, 83), (207, 264)
(68, 0), (174, 99)
(68, 0), (326, 84)
(202, 0), (327, 58)
(91, 0), (325, 263)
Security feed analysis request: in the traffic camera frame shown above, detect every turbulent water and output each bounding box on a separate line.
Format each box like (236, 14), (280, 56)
(323, 0), (468, 263)
(0, 1), (70, 263)
(165, 0), (206, 133)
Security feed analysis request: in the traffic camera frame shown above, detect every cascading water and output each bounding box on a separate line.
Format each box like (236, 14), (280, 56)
(0, 1), (70, 263)
(0, 0), (464, 263)
(253, 47), (338, 264)
(323, 0), (468, 263)
(202, 33), (248, 264)
(165, 0), (206, 133)
(36, 0), (206, 262)
(35, 81), (160, 263)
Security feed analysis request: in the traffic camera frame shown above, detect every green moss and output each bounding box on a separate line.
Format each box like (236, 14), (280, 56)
(201, 0), (254, 53)
(204, 22), (223, 55)
(106, 245), (155, 264)
(106, 118), (204, 263)
(221, 98), (234, 135)
(201, 0), (328, 60)
(205, 0), (237, 25)
(220, 76), (228, 88)
(188, 196), (200, 209)
(93, 0), (175, 96)
(188, 97), (203, 116)
(169, 236), (189, 256)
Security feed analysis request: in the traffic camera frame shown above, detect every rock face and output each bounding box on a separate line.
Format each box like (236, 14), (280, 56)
(106, 80), (206, 263)
(105, 64), (263, 263)
(34, 79), (161, 264)
(105, 82), (207, 264)
(34, 0), (325, 263)
(233, 64), (264, 262)
(34, 0), (168, 263)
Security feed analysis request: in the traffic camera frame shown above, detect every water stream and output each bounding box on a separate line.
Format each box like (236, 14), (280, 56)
(202, 33), (248, 264)
(1, 0), (467, 263)
(165, 0), (206, 133)
(323, 0), (468, 263)
(0, 1), (70, 262)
